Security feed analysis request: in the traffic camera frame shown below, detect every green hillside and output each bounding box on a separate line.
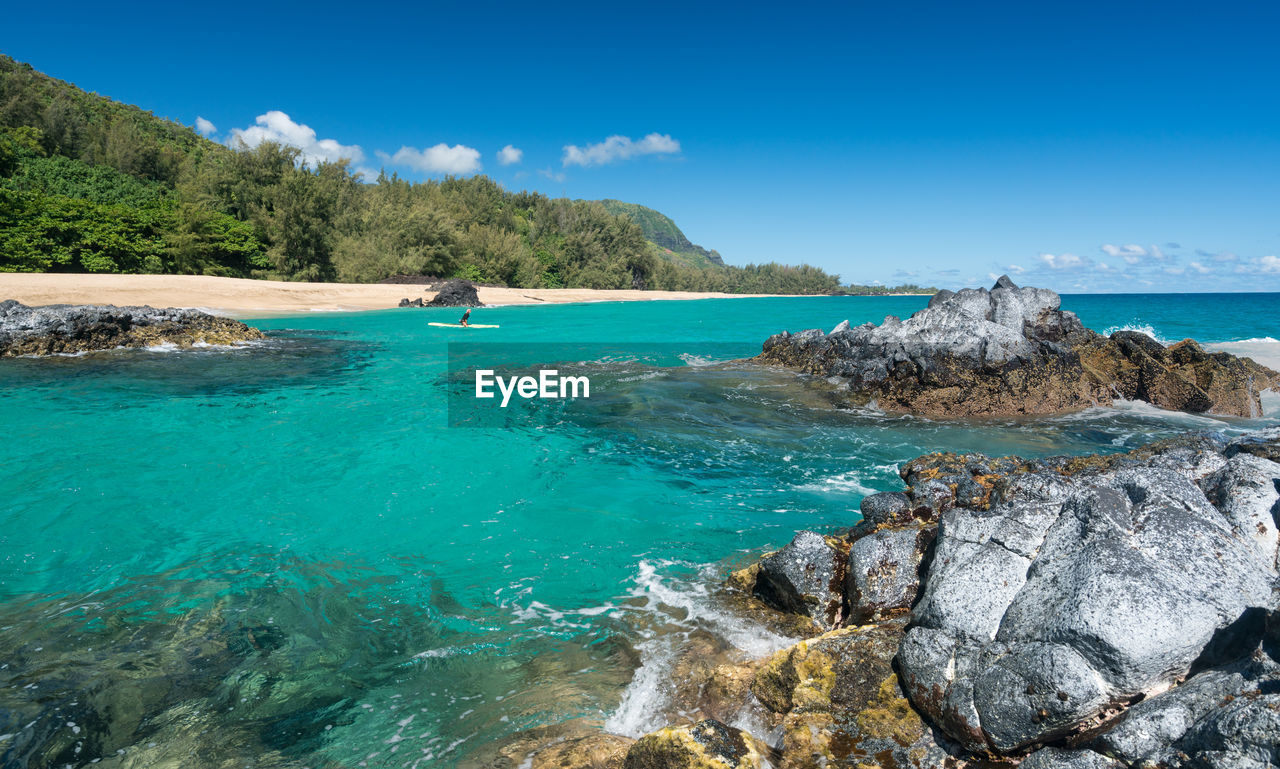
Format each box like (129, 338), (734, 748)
(598, 199), (725, 269)
(0, 54), (856, 294)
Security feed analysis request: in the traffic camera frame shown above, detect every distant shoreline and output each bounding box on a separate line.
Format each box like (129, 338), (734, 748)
(0, 274), (837, 318)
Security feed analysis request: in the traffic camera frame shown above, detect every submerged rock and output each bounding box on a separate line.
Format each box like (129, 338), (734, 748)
(427, 278), (482, 307)
(473, 722), (634, 769)
(0, 299), (264, 357)
(754, 276), (1277, 417)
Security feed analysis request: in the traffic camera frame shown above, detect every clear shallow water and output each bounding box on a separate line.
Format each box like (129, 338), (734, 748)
(1, 293), (1277, 767)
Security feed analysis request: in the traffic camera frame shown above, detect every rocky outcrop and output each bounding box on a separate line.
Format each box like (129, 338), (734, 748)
(427, 278), (482, 307)
(0, 300), (264, 357)
(711, 428), (1280, 768)
(755, 276), (1277, 417)
(896, 432), (1279, 758)
(623, 719), (774, 769)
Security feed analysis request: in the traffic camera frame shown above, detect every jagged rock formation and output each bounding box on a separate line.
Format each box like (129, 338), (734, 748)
(0, 300), (264, 357)
(715, 429), (1280, 768)
(755, 276), (1277, 417)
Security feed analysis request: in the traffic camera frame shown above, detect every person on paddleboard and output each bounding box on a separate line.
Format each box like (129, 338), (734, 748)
(458, 309), (471, 327)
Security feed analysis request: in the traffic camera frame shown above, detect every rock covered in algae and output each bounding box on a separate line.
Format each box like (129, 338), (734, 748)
(751, 620), (954, 769)
(623, 719), (775, 769)
(472, 722), (635, 769)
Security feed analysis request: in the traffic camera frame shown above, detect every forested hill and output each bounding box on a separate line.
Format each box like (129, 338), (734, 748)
(0, 54), (864, 294)
(598, 200), (726, 269)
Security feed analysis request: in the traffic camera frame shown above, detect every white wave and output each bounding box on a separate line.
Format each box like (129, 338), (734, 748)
(19, 350), (88, 358)
(617, 371), (668, 383)
(1099, 323), (1174, 345)
(1207, 340), (1280, 372)
(142, 339), (267, 353)
(794, 471), (877, 496)
(605, 634), (679, 737)
(679, 353), (729, 367)
(604, 559), (798, 738)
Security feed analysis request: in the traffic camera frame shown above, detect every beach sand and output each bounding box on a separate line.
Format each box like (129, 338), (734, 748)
(0, 274), (786, 317)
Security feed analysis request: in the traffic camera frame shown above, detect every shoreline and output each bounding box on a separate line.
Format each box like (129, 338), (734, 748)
(0, 274), (836, 318)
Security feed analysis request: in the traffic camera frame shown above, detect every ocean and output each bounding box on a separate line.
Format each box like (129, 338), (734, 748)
(1, 293), (1277, 767)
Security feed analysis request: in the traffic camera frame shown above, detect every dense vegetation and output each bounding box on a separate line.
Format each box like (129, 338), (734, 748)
(598, 199), (725, 269)
(0, 55), (933, 295)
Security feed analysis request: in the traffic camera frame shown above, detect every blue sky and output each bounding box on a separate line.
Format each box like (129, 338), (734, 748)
(6, 0), (1280, 291)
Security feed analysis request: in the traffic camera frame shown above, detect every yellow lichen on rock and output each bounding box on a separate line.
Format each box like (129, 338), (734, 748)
(623, 720), (773, 769)
(854, 674), (924, 745)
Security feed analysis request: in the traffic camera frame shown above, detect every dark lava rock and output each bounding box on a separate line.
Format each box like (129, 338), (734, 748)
(711, 430), (1280, 768)
(897, 438), (1279, 756)
(845, 525), (935, 623)
(754, 276), (1277, 417)
(427, 279), (481, 307)
(754, 531), (849, 631)
(0, 300), (265, 357)
(398, 296), (425, 307)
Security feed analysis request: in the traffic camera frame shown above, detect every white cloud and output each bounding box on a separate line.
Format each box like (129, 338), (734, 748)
(1101, 243), (1146, 258)
(384, 144), (482, 175)
(228, 110), (364, 166)
(1257, 255), (1280, 274)
(562, 133), (681, 167)
(1232, 255), (1280, 275)
(194, 116), (217, 136)
(497, 145), (523, 166)
(1102, 243), (1151, 265)
(538, 167), (566, 182)
(1040, 252), (1085, 269)
(1189, 261), (1210, 274)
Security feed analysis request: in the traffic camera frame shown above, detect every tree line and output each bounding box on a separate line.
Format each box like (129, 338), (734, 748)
(0, 55), (933, 295)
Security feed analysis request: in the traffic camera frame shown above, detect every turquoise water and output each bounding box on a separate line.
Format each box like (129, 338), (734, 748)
(1, 293), (1277, 767)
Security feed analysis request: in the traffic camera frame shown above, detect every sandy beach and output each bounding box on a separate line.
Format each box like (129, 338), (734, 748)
(0, 274), (785, 317)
